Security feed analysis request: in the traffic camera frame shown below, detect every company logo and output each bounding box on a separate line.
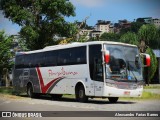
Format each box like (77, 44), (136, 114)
(2, 112), (11, 117)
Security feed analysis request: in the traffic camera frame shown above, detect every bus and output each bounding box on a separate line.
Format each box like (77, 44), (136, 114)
(13, 41), (150, 103)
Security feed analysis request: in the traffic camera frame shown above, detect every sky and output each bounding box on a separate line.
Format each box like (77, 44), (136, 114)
(0, 0), (160, 35)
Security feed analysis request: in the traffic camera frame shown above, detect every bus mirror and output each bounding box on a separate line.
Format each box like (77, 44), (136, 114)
(104, 50), (110, 64)
(145, 54), (151, 67)
(140, 53), (151, 67)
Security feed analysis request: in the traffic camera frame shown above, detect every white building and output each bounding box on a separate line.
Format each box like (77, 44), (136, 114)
(152, 18), (160, 28)
(95, 20), (111, 33)
(90, 20), (113, 39)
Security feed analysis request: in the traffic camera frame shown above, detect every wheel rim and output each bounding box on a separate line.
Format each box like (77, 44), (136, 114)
(28, 86), (32, 97)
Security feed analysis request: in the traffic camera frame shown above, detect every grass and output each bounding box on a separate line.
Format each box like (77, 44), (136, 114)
(63, 94), (75, 98)
(144, 85), (160, 89)
(120, 91), (160, 100)
(0, 86), (13, 95)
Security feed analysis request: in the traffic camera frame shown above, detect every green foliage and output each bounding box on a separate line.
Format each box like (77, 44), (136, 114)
(120, 32), (139, 45)
(78, 32), (89, 42)
(0, 30), (13, 75)
(100, 32), (120, 42)
(120, 22), (143, 34)
(130, 22), (144, 33)
(138, 24), (160, 49)
(146, 48), (158, 82)
(0, 87), (13, 94)
(1, 0), (77, 50)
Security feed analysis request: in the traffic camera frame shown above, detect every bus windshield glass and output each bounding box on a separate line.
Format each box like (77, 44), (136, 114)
(105, 44), (143, 81)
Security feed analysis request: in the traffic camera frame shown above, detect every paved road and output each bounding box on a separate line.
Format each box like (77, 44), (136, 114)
(0, 94), (160, 120)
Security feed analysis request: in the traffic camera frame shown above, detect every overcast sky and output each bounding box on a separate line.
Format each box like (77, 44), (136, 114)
(0, 0), (160, 35)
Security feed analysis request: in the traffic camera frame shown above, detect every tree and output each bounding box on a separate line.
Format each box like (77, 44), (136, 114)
(145, 48), (158, 83)
(130, 22), (144, 33)
(1, 0), (77, 50)
(138, 24), (160, 49)
(100, 32), (120, 42)
(0, 30), (13, 86)
(120, 32), (139, 45)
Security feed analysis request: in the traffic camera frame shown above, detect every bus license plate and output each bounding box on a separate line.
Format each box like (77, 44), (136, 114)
(124, 91), (130, 95)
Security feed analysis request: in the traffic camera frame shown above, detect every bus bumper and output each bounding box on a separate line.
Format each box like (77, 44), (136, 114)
(103, 85), (143, 97)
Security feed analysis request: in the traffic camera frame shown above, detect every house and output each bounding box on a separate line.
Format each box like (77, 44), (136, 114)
(152, 18), (160, 28)
(90, 30), (102, 39)
(95, 20), (111, 33)
(91, 20), (113, 39)
(114, 19), (131, 33)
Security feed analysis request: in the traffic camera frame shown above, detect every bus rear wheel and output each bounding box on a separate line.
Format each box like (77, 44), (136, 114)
(27, 84), (35, 98)
(108, 97), (119, 103)
(76, 86), (88, 102)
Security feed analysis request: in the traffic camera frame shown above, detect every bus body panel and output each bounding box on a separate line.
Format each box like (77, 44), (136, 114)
(13, 64), (96, 96)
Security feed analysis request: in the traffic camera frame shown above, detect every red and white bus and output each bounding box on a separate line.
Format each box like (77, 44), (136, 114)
(13, 41), (150, 103)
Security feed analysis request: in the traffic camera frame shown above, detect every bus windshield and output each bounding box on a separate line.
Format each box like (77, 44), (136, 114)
(105, 44), (143, 82)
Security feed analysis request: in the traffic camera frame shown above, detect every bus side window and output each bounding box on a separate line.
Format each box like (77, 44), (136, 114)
(34, 53), (45, 67)
(24, 54), (30, 68)
(57, 46), (86, 66)
(71, 46), (86, 65)
(15, 55), (24, 69)
(45, 51), (58, 66)
(57, 49), (69, 66)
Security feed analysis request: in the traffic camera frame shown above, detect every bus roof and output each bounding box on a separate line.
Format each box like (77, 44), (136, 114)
(16, 41), (137, 55)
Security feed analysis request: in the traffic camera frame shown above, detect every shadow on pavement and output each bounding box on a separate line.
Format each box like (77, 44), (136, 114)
(19, 94), (136, 105)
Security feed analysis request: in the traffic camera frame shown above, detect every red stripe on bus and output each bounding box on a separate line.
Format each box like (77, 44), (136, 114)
(36, 67), (62, 93)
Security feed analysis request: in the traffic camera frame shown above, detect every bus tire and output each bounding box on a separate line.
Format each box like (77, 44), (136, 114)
(27, 84), (35, 98)
(51, 94), (63, 100)
(76, 85), (88, 102)
(108, 97), (119, 103)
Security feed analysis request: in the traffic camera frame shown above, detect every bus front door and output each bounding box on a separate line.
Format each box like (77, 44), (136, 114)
(93, 58), (104, 96)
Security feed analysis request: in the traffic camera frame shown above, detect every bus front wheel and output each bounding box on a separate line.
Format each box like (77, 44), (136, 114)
(76, 85), (88, 102)
(108, 97), (119, 103)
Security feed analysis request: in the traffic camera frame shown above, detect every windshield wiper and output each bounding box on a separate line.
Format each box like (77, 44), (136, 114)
(127, 61), (138, 82)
